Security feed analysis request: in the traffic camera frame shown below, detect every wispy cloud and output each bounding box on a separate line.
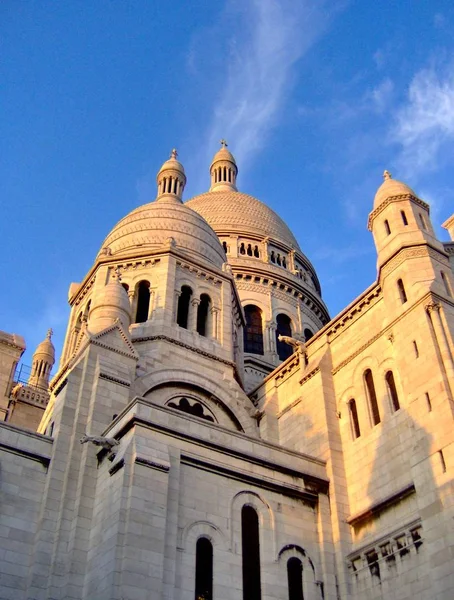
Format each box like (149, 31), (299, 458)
(367, 78), (394, 113)
(203, 0), (336, 171)
(392, 64), (454, 178)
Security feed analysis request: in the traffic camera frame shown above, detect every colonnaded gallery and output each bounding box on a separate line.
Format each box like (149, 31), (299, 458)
(1, 144), (454, 600)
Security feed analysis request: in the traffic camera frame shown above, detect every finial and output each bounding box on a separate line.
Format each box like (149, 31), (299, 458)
(383, 170), (392, 180)
(170, 148), (178, 159)
(220, 139), (228, 148)
(113, 266), (122, 282)
(47, 328), (53, 340)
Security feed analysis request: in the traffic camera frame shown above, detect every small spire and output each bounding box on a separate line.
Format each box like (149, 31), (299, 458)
(47, 328), (53, 340)
(383, 170), (392, 180)
(171, 148), (178, 159)
(220, 139), (228, 148)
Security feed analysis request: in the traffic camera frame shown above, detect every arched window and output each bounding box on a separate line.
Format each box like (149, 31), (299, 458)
(385, 371), (400, 412)
(240, 243), (246, 255)
(254, 245), (260, 258)
(401, 210), (408, 225)
(122, 283), (129, 292)
(222, 241), (228, 253)
(244, 305), (264, 355)
(364, 369), (380, 425)
(196, 294), (210, 337)
(287, 557), (304, 600)
(282, 256), (287, 268)
(397, 279), (407, 303)
(276, 254), (282, 266)
(247, 244), (253, 256)
(304, 328), (313, 341)
(348, 399), (361, 439)
(242, 506), (261, 600)
(195, 537), (213, 600)
(177, 286), (192, 329)
(135, 281), (150, 323)
(384, 220), (391, 235)
(441, 271), (452, 297)
(270, 251), (276, 263)
(276, 314), (293, 361)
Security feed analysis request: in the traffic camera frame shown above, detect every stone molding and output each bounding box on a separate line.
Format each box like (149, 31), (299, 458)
(133, 334), (236, 369)
(326, 286), (382, 341)
(176, 260), (223, 286)
(367, 193), (430, 230)
(99, 373), (131, 387)
(379, 244), (449, 281)
(347, 482), (415, 526)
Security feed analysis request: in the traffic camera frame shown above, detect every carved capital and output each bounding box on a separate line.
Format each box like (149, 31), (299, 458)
(425, 302), (441, 314)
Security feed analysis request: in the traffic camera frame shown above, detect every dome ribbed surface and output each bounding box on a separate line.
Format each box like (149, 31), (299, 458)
(99, 198), (226, 268)
(186, 191), (301, 250)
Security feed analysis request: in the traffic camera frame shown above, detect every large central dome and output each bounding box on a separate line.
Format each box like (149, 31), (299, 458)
(186, 191), (301, 251)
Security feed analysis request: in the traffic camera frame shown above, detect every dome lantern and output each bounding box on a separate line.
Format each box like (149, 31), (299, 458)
(209, 140), (238, 192)
(156, 149), (186, 203)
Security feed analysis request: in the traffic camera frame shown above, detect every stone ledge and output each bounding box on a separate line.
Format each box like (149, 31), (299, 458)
(347, 482), (415, 526)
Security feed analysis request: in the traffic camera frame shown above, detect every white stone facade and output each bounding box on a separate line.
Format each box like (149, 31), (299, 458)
(0, 150), (453, 600)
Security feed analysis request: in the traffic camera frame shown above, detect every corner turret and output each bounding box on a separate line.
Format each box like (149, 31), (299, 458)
(209, 140), (238, 192)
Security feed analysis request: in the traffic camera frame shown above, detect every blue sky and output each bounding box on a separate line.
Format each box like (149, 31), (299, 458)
(2, 1), (454, 369)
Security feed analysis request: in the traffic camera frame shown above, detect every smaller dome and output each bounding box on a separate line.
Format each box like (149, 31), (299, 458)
(157, 149), (186, 178)
(89, 275), (131, 333)
(33, 329), (55, 361)
(374, 171), (416, 208)
(210, 146), (237, 169)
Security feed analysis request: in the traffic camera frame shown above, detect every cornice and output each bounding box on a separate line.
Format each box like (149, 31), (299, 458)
(379, 243), (449, 281)
(367, 194), (430, 231)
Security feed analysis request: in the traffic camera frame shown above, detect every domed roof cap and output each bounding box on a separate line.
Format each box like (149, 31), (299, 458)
(210, 141), (237, 169)
(157, 148), (186, 178)
(187, 191), (301, 251)
(33, 329), (55, 360)
(98, 200), (226, 268)
(374, 170), (417, 208)
(91, 269), (131, 315)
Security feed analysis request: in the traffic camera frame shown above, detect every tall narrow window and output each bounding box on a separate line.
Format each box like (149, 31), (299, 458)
(304, 328), (313, 341)
(195, 537), (213, 600)
(276, 314), (293, 361)
(177, 286), (192, 329)
(240, 243), (246, 255)
(397, 279), (407, 303)
(384, 220), (391, 235)
(135, 281), (150, 323)
(244, 305), (264, 355)
(364, 369), (380, 425)
(196, 294), (210, 337)
(242, 506), (261, 600)
(401, 210), (408, 225)
(425, 392), (432, 412)
(222, 241), (228, 253)
(254, 245), (260, 258)
(287, 557), (304, 600)
(441, 271), (452, 297)
(385, 371), (400, 412)
(270, 251), (276, 263)
(348, 399), (361, 439)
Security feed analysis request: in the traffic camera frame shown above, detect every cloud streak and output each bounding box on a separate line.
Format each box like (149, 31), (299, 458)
(204, 0), (334, 170)
(392, 65), (454, 178)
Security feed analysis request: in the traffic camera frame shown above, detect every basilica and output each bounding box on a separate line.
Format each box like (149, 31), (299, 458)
(0, 143), (453, 600)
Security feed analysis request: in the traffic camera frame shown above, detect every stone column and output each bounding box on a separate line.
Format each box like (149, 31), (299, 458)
(190, 298), (200, 332)
(262, 237), (270, 263)
(174, 290), (181, 324)
(426, 302), (454, 401)
(211, 306), (219, 340)
(128, 290), (136, 323)
(147, 288), (155, 320)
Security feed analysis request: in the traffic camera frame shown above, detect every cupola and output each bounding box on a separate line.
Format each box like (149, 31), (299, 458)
(156, 149), (186, 202)
(29, 329), (55, 389)
(209, 140), (238, 192)
(88, 269), (131, 334)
